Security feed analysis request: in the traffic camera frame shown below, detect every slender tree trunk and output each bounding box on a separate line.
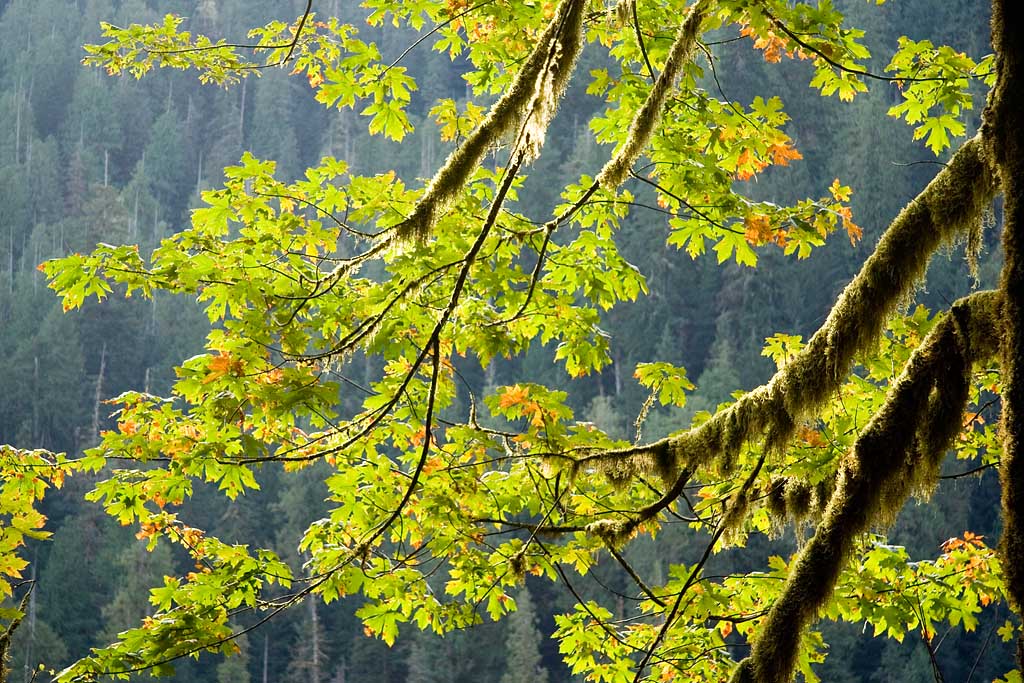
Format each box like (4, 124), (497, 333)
(32, 356), (38, 443)
(91, 344), (107, 446)
(13, 77), (21, 165)
(262, 634), (269, 683)
(310, 596), (321, 683)
(985, 0), (1024, 668)
(239, 79), (247, 143)
(196, 149), (203, 197)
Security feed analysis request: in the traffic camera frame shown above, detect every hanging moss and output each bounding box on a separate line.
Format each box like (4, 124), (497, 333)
(720, 490), (751, 536)
(784, 480), (814, 522)
(765, 477), (788, 524)
(728, 290), (1001, 683)
(394, 0), (586, 241)
(596, 0), (709, 190)
(586, 518), (633, 547)
(509, 551), (528, 580)
(764, 476), (826, 531)
(651, 445), (680, 485)
(582, 136), (996, 488)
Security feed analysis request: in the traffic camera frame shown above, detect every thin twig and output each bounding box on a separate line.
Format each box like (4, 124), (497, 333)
(608, 545), (666, 607)
(631, 0), (657, 82)
(379, 0), (496, 78)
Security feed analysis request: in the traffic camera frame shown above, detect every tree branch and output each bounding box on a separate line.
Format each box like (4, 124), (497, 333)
(729, 289), (1002, 683)
(580, 134), (995, 486)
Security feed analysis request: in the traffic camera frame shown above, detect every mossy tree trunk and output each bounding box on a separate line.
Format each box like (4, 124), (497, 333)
(985, 0), (1024, 669)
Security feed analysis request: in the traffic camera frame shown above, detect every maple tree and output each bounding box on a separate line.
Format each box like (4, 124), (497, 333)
(1, 0), (1023, 681)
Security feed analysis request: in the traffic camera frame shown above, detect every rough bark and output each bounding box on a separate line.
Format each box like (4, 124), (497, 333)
(984, 0), (1024, 667)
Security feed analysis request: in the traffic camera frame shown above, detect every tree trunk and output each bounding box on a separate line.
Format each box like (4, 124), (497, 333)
(985, 0), (1024, 668)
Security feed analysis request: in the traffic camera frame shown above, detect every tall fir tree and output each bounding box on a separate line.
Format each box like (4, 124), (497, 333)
(500, 588), (548, 683)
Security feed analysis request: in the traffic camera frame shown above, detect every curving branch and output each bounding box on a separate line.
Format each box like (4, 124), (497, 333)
(729, 289), (1002, 683)
(596, 0), (710, 189)
(395, 0), (586, 241)
(579, 134), (996, 486)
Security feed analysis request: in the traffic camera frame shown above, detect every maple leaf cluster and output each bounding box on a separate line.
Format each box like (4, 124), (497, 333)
(740, 24), (813, 64)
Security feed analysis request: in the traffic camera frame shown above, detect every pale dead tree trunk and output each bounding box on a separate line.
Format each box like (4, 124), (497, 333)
(7, 225), (13, 296)
(239, 79), (247, 143)
(309, 596), (322, 683)
(131, 186), (139, 240)
(13, 76), (21, 165)
(262, 634), (268, 683)
(196, 149), (203, 196)
(90, 343), (107, 447)
(31, 356), (38, 442)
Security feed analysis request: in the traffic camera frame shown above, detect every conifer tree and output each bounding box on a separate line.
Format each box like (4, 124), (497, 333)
(500, 588), (548, 683)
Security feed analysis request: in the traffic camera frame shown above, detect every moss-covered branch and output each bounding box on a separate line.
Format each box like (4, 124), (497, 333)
(580, 134), (995, 483)
(728, 289), (1002, 683)
(983, 0), (1024, 666)
(394, 0), (585, 241)
(596, 0), (709, 189)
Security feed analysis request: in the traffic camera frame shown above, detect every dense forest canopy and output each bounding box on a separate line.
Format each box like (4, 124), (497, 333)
(0, 0), (1021, 681)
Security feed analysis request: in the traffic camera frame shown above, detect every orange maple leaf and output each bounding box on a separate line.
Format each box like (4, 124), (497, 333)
(796, 425), (827, 447)
(836, 205), (863, 245)
(743, 213), (774, 245)
(498, 385), (530, 409)
(422, 456), (444, 475)
(524, 401), (547, 428)
(204, 352), (234, 384)
(829, 178), (853, 202)
(735, 149), (768, 181)
(768, 142), (803, 167)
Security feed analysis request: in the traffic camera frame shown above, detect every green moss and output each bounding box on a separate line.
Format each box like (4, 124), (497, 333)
(730, 291), (1000, 683)
(785, 480), (814, 522)
(585, 519), (633, 547)
(651, 444), (680, 485)
(766, 478), (787, 523)
(395, 0), (586, 241)
(720, 490), (750, 535)
(585, 137), (995, 493)
(596, 0), (709, 189)
(985, 6), (1024, 647)
(509, 551), (528, 580)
